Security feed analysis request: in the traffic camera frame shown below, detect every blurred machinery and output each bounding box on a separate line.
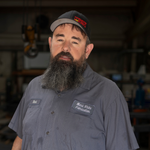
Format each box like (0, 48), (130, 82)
(22, 24), (39, 58)
(22, 0), (42, 58)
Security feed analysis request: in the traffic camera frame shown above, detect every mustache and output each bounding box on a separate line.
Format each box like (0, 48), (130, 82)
(54, 51), (74, 61)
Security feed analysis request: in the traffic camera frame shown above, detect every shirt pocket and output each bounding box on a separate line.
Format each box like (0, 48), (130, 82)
(23, 106), (41, 135)
(68, 106), (92, 128)
(68, 107), (104, 140)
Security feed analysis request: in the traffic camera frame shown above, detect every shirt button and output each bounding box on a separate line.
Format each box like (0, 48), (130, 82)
(51, 111), (54, 114)
(58, 94), (61, 97)
(46, 131), (49, 135)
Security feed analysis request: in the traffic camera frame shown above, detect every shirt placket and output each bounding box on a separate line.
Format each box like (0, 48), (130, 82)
(42, 92), (63, 150)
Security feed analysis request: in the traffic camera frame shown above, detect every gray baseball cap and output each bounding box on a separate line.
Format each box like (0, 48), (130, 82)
(50, 10), (90, 39)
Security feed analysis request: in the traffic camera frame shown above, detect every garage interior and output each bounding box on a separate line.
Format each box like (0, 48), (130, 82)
(0, 0), (150, 149)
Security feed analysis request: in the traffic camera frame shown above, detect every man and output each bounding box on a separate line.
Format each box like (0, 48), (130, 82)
(9, 10), (139, 150)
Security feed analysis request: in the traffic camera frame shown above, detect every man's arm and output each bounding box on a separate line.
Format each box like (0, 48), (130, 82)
(12, 136), (22, 150)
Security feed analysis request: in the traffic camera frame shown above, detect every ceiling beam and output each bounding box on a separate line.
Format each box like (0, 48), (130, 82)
(126, 0), (150, 41)
(0, 0), (137, 7)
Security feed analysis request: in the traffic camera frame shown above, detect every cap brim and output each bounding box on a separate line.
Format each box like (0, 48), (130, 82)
(50, 18), (86, 34)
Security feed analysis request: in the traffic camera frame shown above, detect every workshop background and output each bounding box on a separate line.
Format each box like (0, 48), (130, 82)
(0, 0), (150, 149)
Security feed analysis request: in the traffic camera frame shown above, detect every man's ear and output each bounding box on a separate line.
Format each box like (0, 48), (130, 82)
(48, 37), (52, 50)
(85, 43), (94, 59)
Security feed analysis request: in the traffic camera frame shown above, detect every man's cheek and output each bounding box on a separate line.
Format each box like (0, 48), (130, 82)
(50, 51), (59, 59)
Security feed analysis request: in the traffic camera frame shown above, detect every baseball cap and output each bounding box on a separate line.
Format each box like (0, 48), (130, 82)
(50, 10), (90, 39)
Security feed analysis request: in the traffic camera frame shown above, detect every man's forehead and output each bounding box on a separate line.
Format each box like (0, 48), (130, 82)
(54, 24), (79, 33)
(53, 23), (86, 38)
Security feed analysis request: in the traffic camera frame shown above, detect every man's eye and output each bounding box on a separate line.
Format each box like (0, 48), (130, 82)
(72, 42), (78, 44)
(57, 39), (63, 42)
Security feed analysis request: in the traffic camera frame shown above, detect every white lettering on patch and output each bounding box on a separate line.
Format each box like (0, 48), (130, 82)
(72, 100), (95, 115)
(75, 106), (90, 113)
(30, 99), (41, 105)
(32, 100), (37, 104)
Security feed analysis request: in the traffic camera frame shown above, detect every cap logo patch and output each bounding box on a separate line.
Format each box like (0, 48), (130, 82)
(74, 16), (87, 28)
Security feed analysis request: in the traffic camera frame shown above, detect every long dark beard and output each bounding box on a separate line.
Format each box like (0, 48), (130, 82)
(41, 51), (87, 91)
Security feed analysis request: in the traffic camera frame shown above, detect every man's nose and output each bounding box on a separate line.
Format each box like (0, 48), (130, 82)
(62, 41), (71, 52)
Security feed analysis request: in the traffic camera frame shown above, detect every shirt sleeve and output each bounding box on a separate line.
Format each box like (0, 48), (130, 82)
(104, 91), (139, 150)
(8, 84), (31, 139)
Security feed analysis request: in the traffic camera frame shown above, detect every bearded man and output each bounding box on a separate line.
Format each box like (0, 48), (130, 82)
(9, 10), (139, 150)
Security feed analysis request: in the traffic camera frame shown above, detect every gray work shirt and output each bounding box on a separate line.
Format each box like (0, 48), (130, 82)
(9, 64), (139, 150)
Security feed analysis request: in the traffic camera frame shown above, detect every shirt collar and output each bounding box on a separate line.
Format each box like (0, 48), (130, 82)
(79, 64), (94, 90)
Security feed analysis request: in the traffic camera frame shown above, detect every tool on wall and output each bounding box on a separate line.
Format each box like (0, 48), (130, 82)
(22, 0), (41, 58)
(22, 24), (39, 58)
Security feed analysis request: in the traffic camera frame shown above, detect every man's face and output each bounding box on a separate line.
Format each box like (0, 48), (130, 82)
(42, 24), (94, 91)
(48, 24), (93, 62)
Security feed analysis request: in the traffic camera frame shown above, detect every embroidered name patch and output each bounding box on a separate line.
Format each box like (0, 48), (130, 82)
(30, 99), (41, 105)
(72, 100), (94, 115)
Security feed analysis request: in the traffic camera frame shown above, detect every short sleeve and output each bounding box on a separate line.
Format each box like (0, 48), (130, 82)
(104, 91), (139, 150)
(8, 84), (31, 139)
